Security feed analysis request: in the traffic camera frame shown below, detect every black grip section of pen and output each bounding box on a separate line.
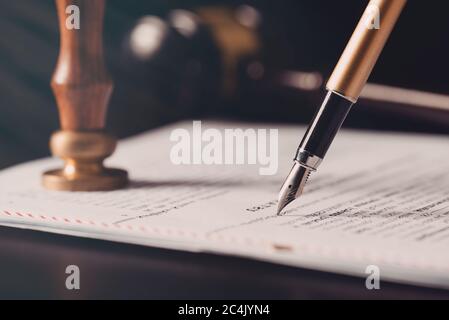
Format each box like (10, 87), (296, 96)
(296, 92), (353, 159)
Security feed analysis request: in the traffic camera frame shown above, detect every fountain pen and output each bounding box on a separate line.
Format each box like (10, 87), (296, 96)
(278, 0), (407, 214)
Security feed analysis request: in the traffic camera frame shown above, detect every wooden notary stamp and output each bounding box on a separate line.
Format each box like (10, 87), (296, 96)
(43, 0), (128, 191)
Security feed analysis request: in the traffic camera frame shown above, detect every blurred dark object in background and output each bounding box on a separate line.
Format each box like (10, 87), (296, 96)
(0, 0), (448, 169)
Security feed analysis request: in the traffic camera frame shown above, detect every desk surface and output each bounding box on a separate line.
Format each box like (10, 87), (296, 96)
(0, 226), (448, 299)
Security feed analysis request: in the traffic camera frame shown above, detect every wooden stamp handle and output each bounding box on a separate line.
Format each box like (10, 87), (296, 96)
(52, 0), (112, 130)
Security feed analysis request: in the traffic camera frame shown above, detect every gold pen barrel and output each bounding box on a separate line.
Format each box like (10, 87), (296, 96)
(326, 0), (407, 102)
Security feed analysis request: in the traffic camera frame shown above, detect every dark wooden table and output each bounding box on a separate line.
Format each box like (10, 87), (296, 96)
(0, 225), (448, 299)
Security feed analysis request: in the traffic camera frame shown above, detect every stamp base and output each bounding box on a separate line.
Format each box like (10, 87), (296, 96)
(42, 168), (128, 192)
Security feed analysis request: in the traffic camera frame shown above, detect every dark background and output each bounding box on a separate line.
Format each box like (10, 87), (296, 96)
(0, 0), (448, 167)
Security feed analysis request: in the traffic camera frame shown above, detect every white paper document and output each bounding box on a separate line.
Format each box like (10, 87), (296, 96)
(1, 121), (449, 289)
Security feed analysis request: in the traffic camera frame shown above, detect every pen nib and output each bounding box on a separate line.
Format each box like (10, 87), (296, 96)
(277, 161), (312, 215)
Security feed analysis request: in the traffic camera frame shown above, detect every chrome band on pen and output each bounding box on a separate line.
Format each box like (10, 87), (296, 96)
(294, 149), (322, 171)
